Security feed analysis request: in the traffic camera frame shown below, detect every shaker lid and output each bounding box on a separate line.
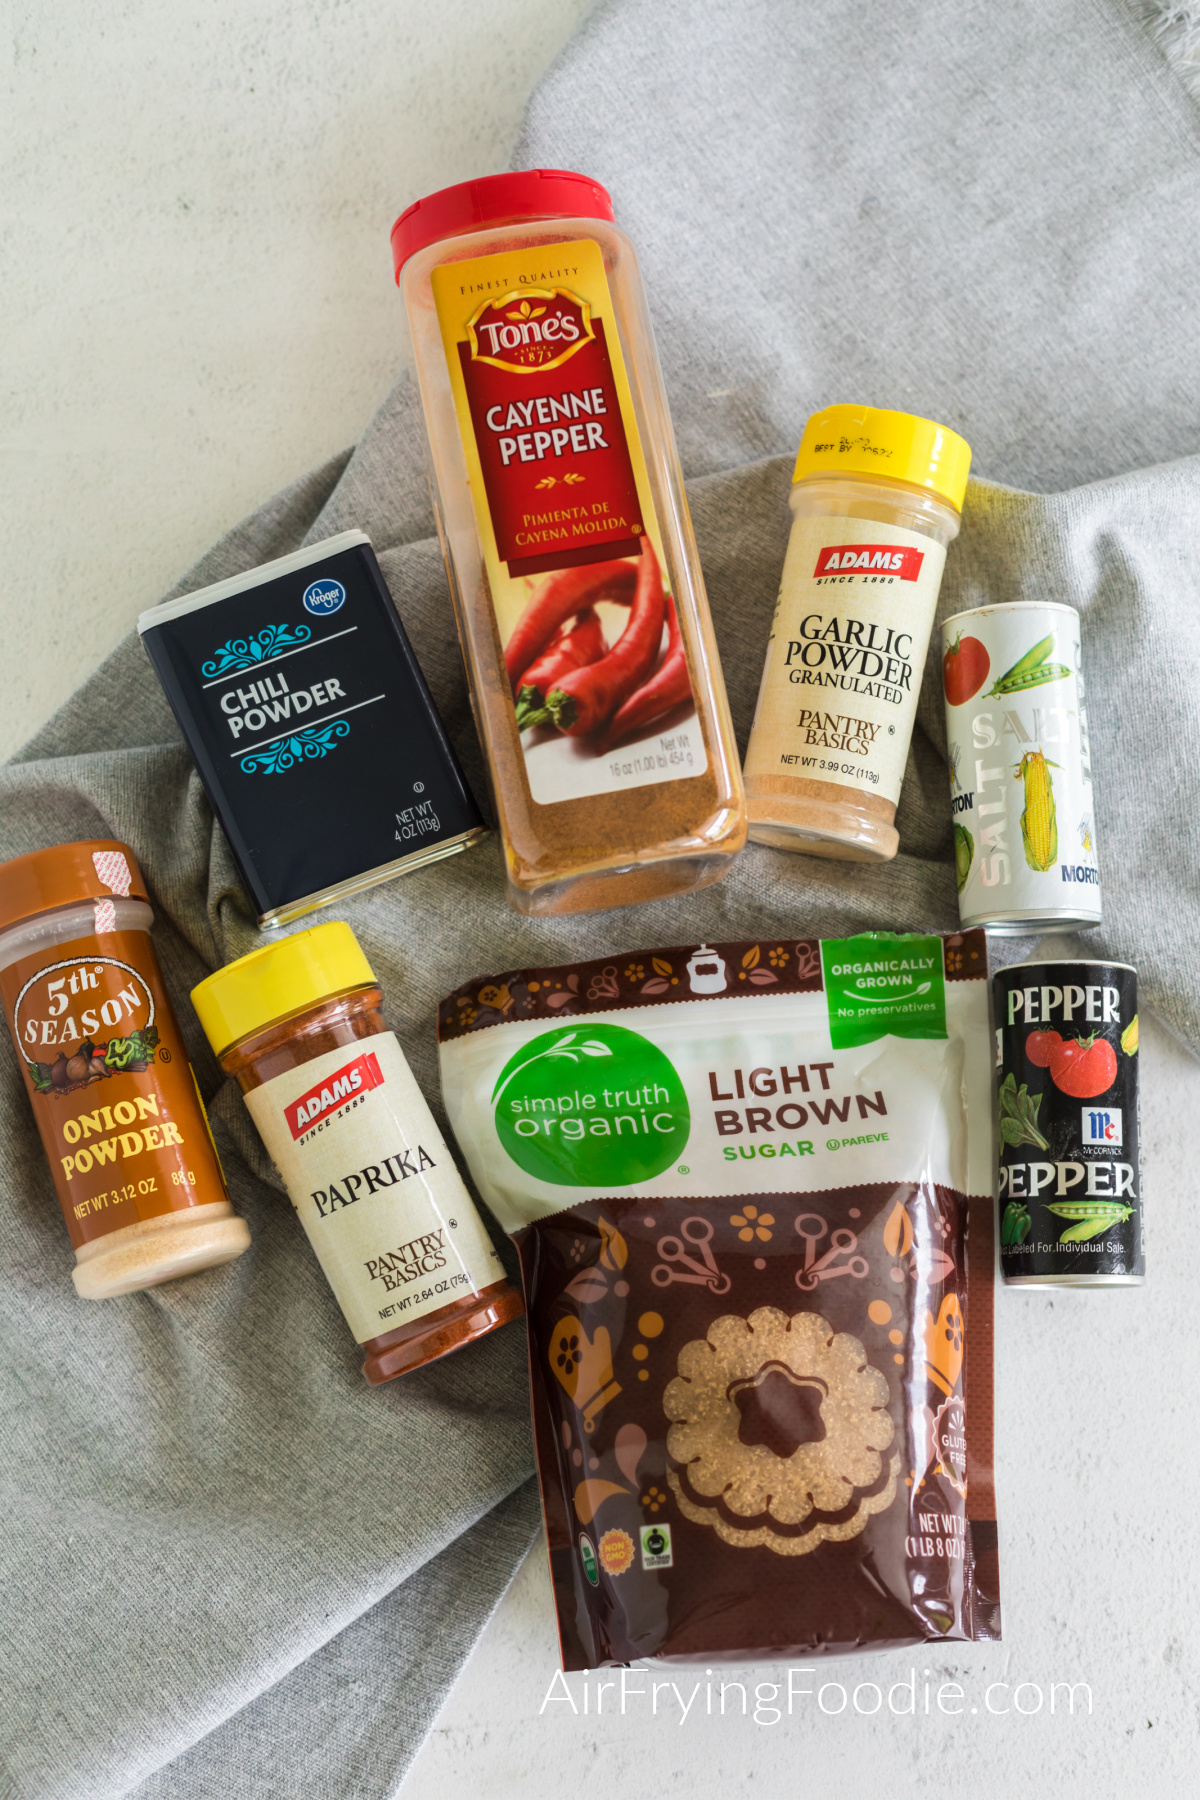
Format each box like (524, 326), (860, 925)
(391, 168), (615, 277)
(0, 840), (149, 933)
(191, 920), (377, 1055)
(793, 404), (972, 512)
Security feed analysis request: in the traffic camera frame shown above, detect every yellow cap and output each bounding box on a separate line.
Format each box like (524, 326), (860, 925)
(792, 404), (971, 512)
(191, 921), (377, 1056)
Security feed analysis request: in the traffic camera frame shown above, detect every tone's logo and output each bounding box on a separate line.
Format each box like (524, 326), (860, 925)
(467, 287), (595, 374)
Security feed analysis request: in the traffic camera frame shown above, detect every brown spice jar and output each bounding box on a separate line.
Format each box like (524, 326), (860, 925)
(192, 925), (521, 1383)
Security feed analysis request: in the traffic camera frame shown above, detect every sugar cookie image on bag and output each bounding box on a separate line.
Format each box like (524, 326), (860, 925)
(439, 929), (1000, 1668)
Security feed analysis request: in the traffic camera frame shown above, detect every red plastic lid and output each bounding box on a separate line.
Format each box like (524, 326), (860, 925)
(390, 168), (615, 279)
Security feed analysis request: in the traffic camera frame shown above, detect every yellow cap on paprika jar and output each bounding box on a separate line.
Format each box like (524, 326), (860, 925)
(191, 921), (377, 1057)
(792, 404), (971, 513)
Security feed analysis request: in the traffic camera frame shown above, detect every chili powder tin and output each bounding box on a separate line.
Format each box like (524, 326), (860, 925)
(942, 601), (1102, 934)
(994, 959), (1142, 1286)
(139, 531), (488, 928)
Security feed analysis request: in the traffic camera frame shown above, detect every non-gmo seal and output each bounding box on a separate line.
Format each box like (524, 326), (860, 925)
(302, 578), (346, 616)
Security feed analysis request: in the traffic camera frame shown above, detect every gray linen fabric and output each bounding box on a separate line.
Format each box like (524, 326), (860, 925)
(3, 2), (1200, 1796)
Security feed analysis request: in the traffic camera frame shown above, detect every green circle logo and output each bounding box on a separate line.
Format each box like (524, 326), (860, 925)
(492, 1023), (690, 1188)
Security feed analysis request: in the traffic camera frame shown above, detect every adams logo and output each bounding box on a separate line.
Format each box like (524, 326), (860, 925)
(467, 287), (594, 374)
(285, 1050), (385, 1140)
(813, 544), (926, 581)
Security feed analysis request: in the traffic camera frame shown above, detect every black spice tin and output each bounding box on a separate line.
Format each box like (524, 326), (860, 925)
(139, 531), (488, 927)
(993, 959), (1142, 1286)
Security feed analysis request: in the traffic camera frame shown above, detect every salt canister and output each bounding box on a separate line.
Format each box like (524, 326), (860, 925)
(942, 601), (1101, 933)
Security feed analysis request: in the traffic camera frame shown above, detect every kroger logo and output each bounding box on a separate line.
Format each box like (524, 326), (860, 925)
(302, 579), (346, 617)
(1082, 1107), (1122, 1146)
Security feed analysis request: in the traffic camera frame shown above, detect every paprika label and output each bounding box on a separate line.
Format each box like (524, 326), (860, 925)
(1, 930), (229, 1247)
(745, 514), (946, 808)
(432, 239), (704, 804)
(243, 1033), (505, 1343)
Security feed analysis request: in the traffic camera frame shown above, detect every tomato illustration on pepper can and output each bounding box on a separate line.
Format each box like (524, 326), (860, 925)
(993, 959), (1142, 1287)
(943, 602), (1102, 933)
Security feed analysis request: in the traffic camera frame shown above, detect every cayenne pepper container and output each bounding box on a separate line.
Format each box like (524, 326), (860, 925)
(391, 168), (746, 916)
(0, 840), (250, 1298)
(942, 601), (1101, 932)
(191, 922), (521, 1382)
(744, 404), (970, 861)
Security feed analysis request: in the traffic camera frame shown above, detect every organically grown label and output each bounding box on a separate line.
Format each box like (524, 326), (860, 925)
(745, 515), (946, 807)
(432, 239), (704, 805)
(245, 1033), (504, 1342)
(820, 934), (948, 1049)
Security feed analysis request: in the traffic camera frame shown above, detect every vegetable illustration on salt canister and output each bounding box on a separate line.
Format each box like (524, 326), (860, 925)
(942, 601), (1101, 933)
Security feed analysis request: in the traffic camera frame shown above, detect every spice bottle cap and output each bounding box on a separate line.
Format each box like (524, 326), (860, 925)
(191, 921), (378, 1056)
(792, 404), (972, 513)
(0, 840), (150, 934)
(391, 168), (616, 277)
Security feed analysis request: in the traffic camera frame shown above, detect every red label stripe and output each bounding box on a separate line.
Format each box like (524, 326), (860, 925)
(813, 544), (925, 581)
(284, 1050), (384, 1140)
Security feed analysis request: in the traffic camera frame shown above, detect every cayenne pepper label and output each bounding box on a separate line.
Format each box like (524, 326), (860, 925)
(432, 239), (705, 806)
(455, 285), (643, 576)
(0, 930), (229, 1247)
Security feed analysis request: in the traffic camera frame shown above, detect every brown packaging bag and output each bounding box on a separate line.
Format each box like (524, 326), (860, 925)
(439, 929), (1000, 1666)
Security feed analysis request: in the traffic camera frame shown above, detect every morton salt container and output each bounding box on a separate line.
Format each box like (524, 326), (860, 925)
(942, 601), (1101, 932)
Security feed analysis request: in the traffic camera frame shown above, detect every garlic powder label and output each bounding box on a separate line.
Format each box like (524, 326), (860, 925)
(746, 514), (946, 807)
(245, 1033), (503, 1343)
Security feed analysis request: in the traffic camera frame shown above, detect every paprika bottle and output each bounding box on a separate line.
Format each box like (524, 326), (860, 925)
(0, 840), (250, 1298)
(392, 168), (745, 916)
(191, 922), (522, 1382)
(744, 404), (970, 861)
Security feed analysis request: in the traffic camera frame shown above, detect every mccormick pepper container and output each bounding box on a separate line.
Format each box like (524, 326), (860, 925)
(994, 959), (1141, 1286)
(0, 841), (250, 1298)
(942, 601), (1101, 932)
(744, 404), (970, 862)
(139, 531), (488, 928)
(191, 922), (522, 1381)
(391, 169), (746, 916)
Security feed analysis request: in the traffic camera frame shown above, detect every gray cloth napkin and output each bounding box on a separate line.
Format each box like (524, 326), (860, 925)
(3, 3), (1199, 1797)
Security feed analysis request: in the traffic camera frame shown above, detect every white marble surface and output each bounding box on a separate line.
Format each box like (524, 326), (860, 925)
(2, 0), (592, 759)
(7, 6), (1199, 1797)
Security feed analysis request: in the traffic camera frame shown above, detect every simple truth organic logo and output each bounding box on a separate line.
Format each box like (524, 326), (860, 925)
(492, 1022), (690, 1187)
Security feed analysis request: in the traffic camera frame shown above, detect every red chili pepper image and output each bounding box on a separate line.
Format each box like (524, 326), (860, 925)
(514, 608), (609, 730)
(544, 538), (665, 737)
(600, 595), (690, 750)
(504, 558), (638, 695)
